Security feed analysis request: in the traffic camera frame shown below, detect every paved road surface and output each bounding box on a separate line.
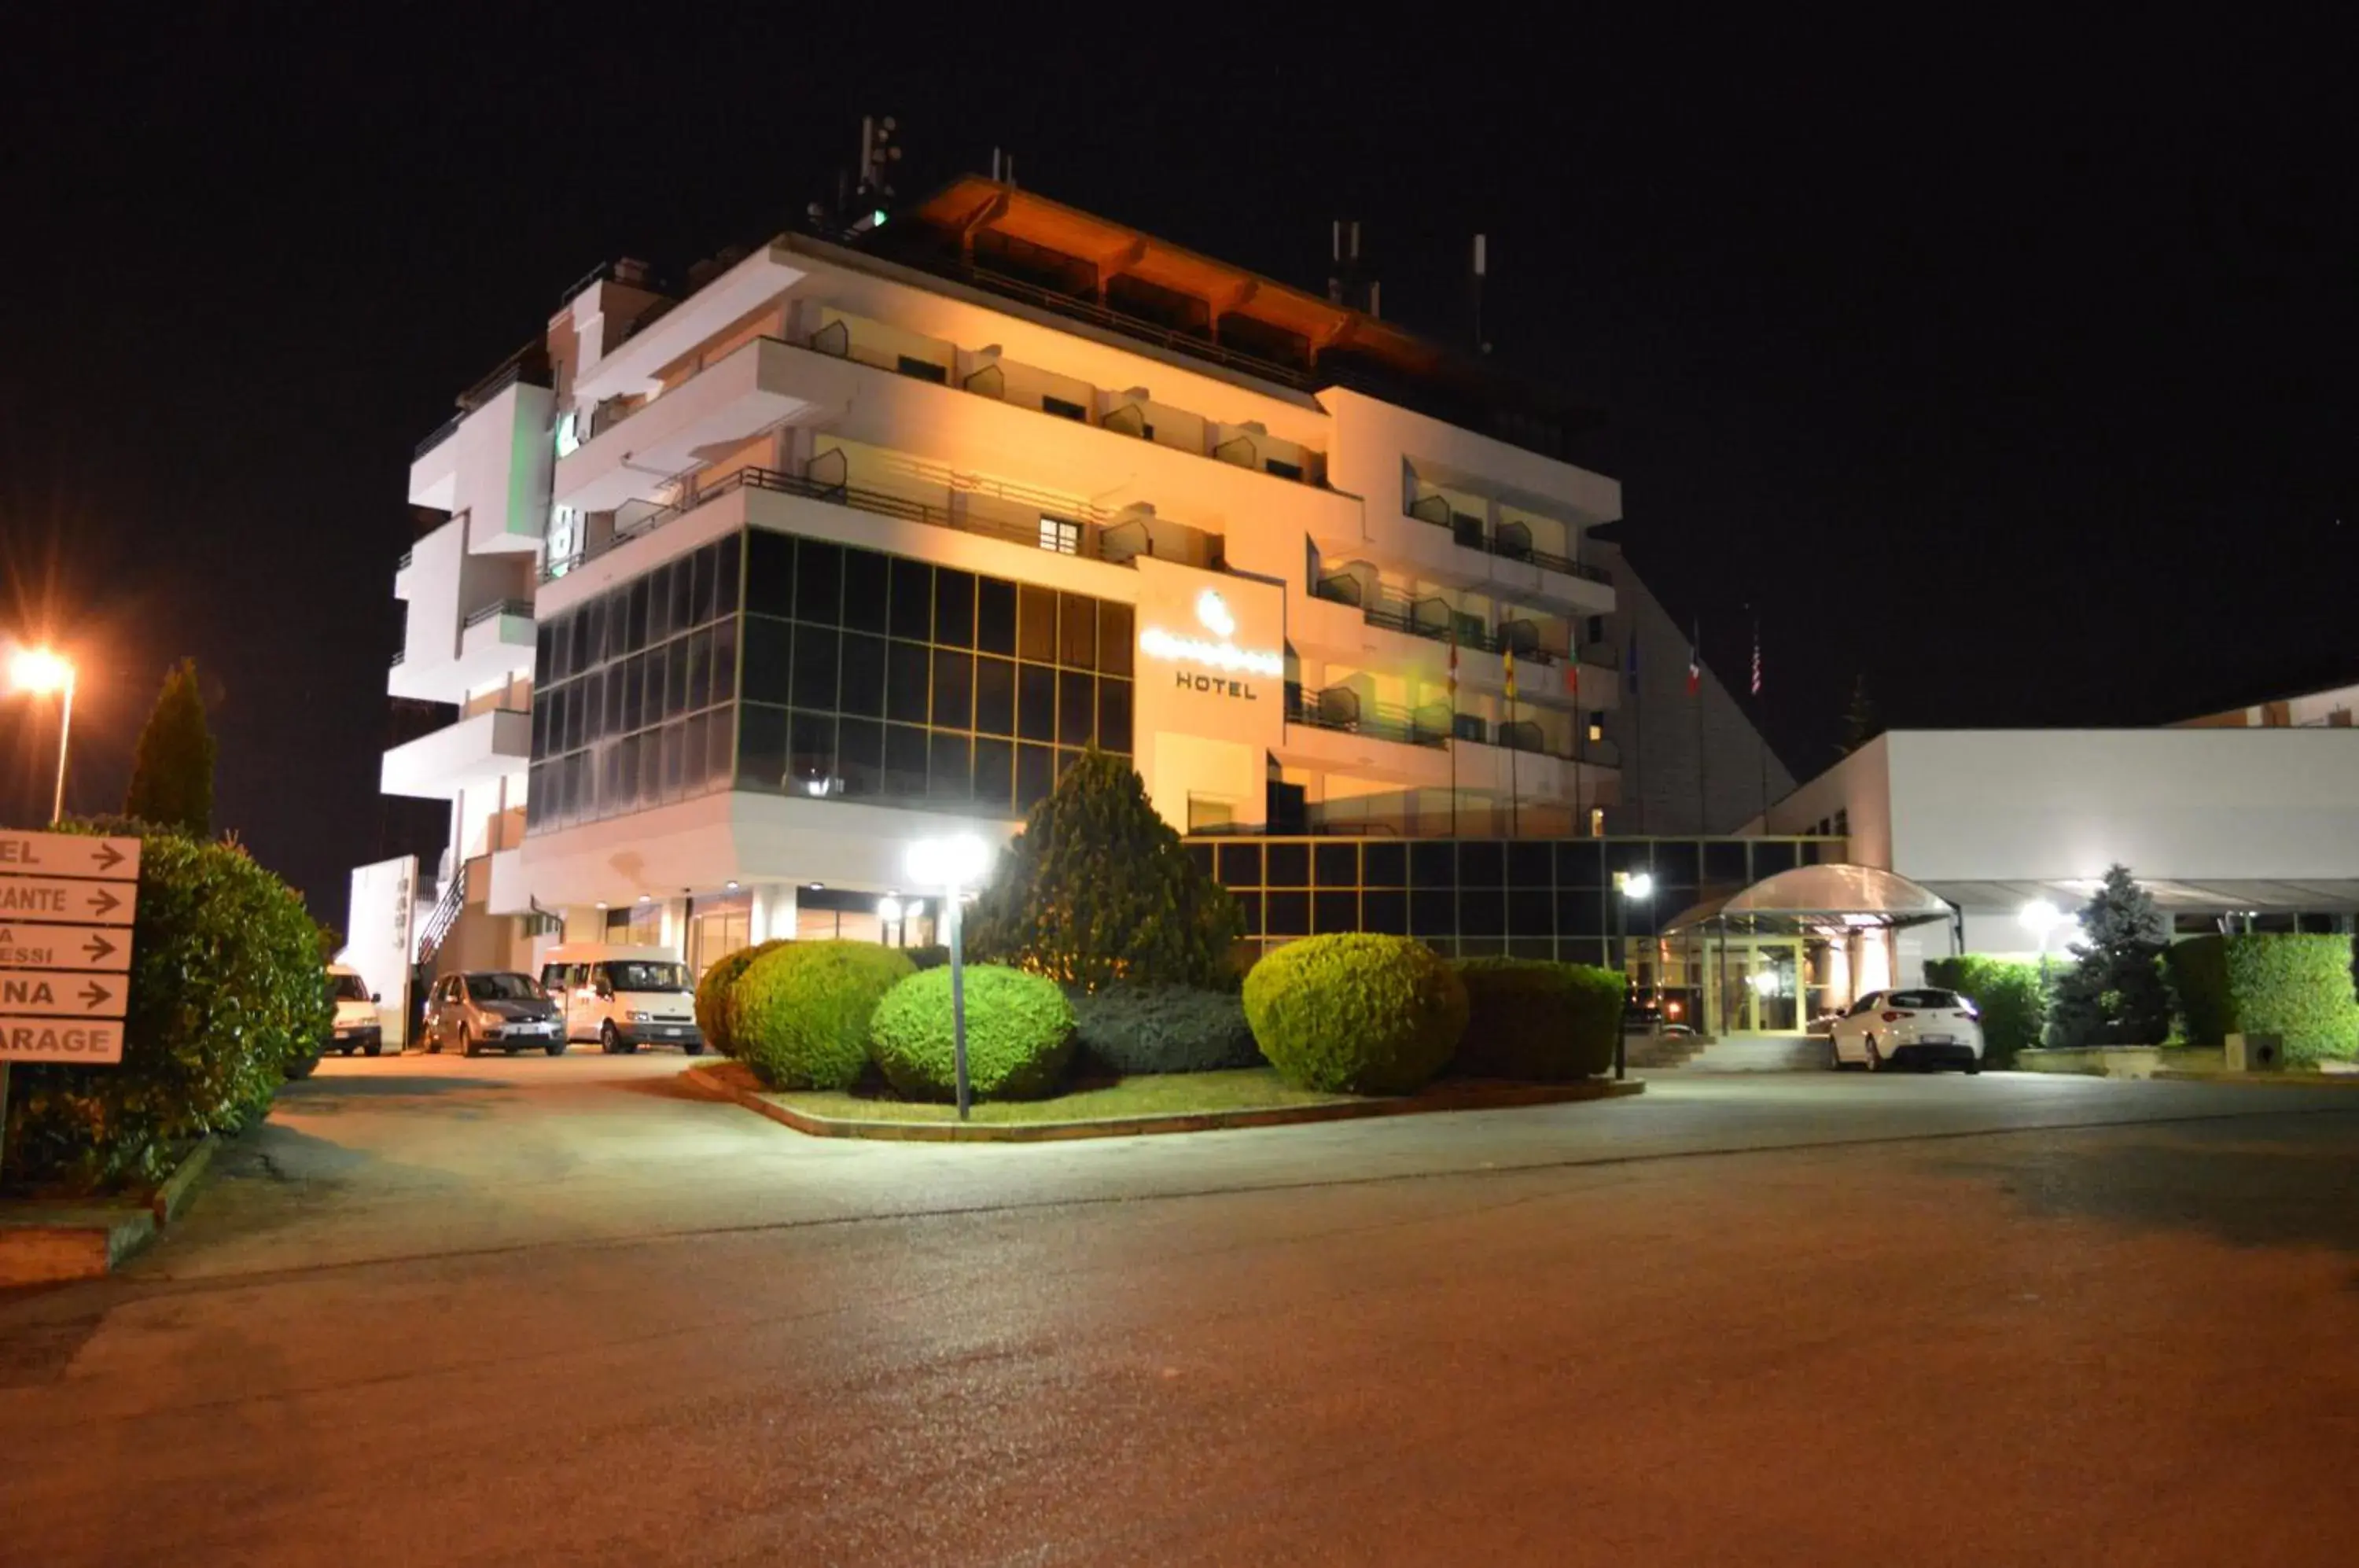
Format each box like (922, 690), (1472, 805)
(5, 1054), (2357, 1565)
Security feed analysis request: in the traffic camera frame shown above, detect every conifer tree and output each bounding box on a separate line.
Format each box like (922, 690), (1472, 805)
(123, 658), (217, 837)
(2047, 863), (2173, 1047)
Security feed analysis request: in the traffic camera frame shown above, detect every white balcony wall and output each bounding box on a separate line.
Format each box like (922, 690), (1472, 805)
(554, 337), (844, 513)
(381, 709), (531, 800)
(392, 513), (536, 703)
(407, 381), (557, 555)
(570, 245), (811, 406)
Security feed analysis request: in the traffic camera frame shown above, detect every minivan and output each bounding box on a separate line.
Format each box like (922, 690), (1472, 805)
(537, 942), (705, 1054)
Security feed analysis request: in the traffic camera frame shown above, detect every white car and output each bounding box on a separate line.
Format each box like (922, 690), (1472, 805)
(1827, 988), (1984, 1073)
(537, 943), (705, 1055)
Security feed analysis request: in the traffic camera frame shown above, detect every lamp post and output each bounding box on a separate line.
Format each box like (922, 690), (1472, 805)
(905, 834), (992, 1120)
(2019, 898), (2063, 984)
(1613, 870), (1654, 1080)
(6, 646), (76, 823)
(877, 896), (903, 948)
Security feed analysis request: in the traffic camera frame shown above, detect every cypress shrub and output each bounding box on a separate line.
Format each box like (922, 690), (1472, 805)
(694, 939), (788, 1058)
(2166, 933), (2359, 1065)
(1070, 984), (1260, 1075)
(1243, 934), (1467, 1095)
(1923, 955), (2048, 1068)
(870, 965), (1076, 1100)
(2, 822), (328, 1193)
(733, 941), (915, 1090)
(1449, 958), (1623, 1080)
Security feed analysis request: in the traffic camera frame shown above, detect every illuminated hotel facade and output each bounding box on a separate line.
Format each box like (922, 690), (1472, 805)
(361, 178), (1789, 987)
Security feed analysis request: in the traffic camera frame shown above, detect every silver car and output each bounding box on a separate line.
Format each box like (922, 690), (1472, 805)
(423, 972), (568, 1058)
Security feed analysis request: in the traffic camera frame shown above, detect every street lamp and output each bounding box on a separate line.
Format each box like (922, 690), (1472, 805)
(5, 645), (76, 823)
(905, 834), (992, 1119)
(1613, 870), (1655, 1080)
(2019, 898), (2063, 981)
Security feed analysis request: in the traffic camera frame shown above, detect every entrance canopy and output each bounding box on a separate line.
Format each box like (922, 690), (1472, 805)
(1662, 863), (1955, 938)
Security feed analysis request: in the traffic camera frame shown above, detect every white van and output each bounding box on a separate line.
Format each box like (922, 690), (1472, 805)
(536, 943), (705, 1055)
(326, 963), (384, 1057)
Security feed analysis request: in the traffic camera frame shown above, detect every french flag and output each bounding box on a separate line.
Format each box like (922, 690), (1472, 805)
(1686, 620), (1702, 698)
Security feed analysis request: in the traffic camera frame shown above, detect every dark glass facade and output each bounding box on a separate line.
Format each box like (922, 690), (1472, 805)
(527, 527), (1135, 834)
(735, 529), (1133, 812)
(1186, 834), (1846, 966)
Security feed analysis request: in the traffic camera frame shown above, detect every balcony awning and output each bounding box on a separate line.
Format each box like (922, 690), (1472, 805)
(1662, 863), (1956, 938)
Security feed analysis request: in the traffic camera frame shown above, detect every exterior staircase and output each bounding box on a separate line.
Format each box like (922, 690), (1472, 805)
(1628, 1032), (1832, 1073)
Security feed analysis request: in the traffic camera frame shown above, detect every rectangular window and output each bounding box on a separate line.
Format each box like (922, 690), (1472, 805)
(886, 641), (931, 723)
(1097, 678), (1132, 754)
(664, 634), (690, 717)
(931, 649), (973, 729)
(708, 617), (738, 706)
(1017, 663), (1057, 742)
(928, 731), (971, 803)
(973, 656), (1015, 735)
(837, 631), (886, 716)
(1188, 794), (1235, 832)
(1042, 394), (1087, 421)
(884, 724), (929, 797)
(789, 710), (835, 795)
(933, 568), (975, 648)
(1018, 583), (1058, 661)
(1058, 670), (1094, 746)
(1058, 593), (1097, 669)
(1264, 457), (1304, 481)
(841, 549), (890, 635)
(1588, 716), (1604, 742)
(790, 624), (840, 710)
(795, 539), (843, 624)
(977, 576), (1018, 654)
(896, 354), (948, 384)
(973, 736), (1014, 810)
(1098, 602), (1134, 677)
(742, 617), (790, 705)
(889, 557), (933, 641)
(837, 717), (883, 797)
(1038, 516), (1080, 555)
(1015, 742), (1056, 811)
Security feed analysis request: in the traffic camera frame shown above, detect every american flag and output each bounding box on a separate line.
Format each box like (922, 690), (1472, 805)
(1750, 618), (1763, 699)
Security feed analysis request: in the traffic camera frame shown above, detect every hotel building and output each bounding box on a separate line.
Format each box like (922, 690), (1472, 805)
(352, 176), (1790, 1017)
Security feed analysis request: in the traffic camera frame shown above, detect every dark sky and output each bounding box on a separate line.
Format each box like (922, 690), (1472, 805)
(2, 10), (2351, 918)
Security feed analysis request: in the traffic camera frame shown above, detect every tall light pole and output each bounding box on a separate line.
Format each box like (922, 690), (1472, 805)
(1613, 870), (1654, 1080)
(6, 646), (76, 823)
(905, 834), (992, 1120)
(877, 896), (903, 948)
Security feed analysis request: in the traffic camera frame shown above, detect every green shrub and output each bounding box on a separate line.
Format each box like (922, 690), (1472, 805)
(1070, 984), (1260, 1075)
(2, 823), (329, 1194)
(1243, 934), (1468, 1095)
(966, 749), (1243, 989)
(1924, 955), (2048, 1068)
(1448, 958), (1622, 1080)
(733, 941), (915, 1090)
(694, 940), (788, 1058)
(870, 965), (1076, 1100)
(2166, 933), (2359, 1066)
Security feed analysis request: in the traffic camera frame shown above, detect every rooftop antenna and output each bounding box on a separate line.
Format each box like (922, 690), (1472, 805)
(1471, 233), (1491, 355)
(1328, 219), (1362, 305)
(852, 114), (903, 233)
(991, 146), (1018, 186)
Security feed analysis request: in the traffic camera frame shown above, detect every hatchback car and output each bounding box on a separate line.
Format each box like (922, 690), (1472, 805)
(422, 971), (567, 1057)
(1827, 987), (1984, 1073)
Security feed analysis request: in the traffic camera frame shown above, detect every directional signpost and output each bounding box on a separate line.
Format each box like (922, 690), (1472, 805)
(0, 830), (141, 1174)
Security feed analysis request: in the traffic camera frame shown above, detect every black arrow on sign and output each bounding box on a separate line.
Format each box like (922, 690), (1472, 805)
(83, 933), (116, 963)
(79, 980), (112, 1007)
(92, 843), (126, 872)
(90, 887), (121, 917)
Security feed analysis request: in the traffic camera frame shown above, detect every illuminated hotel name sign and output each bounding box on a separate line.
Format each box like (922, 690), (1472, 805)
(1140, 589), (1279, 701)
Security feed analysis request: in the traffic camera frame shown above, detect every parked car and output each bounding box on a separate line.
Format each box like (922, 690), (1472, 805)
(326, 963), (383, 1056)
(422, 971), (567, 1057)
(1827, 988), (1984, 1073)
(536, 943), (704, 1055)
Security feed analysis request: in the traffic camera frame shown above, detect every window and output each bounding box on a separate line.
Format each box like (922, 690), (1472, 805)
(1264, 457), (1304, 482)
(1039, 516), (1080, 555)
(1588, 808), (1605, 837)
(1188, 794), (1236, 832)
(1042, 394), (1087, 421)
(896, 354), (948, 384)
(1585, 615), (1606, 646)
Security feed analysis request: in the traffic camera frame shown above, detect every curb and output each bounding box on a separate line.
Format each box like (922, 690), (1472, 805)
(2152, 1070), (2359, 1088)
(684, 1063), (1643, 1143)
(0, 1136), (220, 1287)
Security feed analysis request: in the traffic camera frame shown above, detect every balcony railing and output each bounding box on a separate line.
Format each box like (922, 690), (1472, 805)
(544, 464), (1194, 580)
(462, 598), (534, 629)
(1312, 576), (1569, 665)
(1284, 684), (1450, 751)
(414, 410), (466, 461)
(1408, 495), (1610, 585)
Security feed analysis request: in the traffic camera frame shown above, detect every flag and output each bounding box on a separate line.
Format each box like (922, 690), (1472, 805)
(1447, 624), (1459, 695)
(1685, 620), (1702, 698)
(1502, 642), (1517, 701)
(1750, 618), (1763, 699)
(1562, 655), (1579, 698)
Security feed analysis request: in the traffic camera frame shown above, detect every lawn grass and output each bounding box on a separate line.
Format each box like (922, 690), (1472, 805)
(767, 1066), (1356, 1124)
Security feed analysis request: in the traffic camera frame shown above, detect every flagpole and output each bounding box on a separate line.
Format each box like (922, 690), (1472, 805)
(1447, 623), (1459, 837)
(1755, 611), (1770, 822)
(1505, 641), (1519, 840)
(1692, 617), (1707, 834)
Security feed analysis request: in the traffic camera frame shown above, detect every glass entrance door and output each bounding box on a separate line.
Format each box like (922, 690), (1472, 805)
(1712, 937), (1805, 1033)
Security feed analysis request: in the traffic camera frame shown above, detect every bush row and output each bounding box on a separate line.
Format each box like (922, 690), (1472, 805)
(2166, 933), (2359, 1066)
(1923, 955), (2048, 1068)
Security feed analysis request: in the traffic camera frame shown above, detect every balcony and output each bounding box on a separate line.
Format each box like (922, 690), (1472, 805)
(381, 707), (531, 800)
(554, 337), (841, 513)
(1393, 495), (1615, 614)
(1307, 576), (1619, 712)
(548, 462), (1218, 583)
(455, 598), (535, 687)
(1285, 683), (1449, 751)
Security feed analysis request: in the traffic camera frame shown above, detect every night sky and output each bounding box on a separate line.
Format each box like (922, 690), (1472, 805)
(2, 12), (2350, 918)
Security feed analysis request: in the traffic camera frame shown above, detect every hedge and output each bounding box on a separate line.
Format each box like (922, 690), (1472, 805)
(1242, 934), (1468, 1095)
(2, 821), (329, 1193)
(733, 941), (915, 1090)
(694, 940), (788, 1058)
(1069, 984), (1260, 1075)
(1923, 955), (2048, 1068)
(1448, 959), (1622, 1080)
(2166, 933), (2359, 1066)
(870, 964), (1076, 1100)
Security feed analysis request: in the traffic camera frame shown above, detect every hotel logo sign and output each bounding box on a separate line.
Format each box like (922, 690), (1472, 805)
(1141, 590), (1279, 701)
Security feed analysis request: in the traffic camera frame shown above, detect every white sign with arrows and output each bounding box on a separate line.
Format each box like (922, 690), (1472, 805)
(0, 922), (131, 972)
(0, 828), (138, 1066)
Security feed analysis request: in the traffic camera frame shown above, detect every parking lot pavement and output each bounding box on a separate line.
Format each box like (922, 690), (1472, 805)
(122, 1050), (2359, 1284)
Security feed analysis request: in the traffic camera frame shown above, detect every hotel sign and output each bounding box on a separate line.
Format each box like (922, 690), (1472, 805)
(1142, 590), (1281, 701)
(0, 830), (138, 1066)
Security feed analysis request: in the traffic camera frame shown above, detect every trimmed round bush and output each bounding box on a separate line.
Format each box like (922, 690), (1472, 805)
(1242, 934), (1468, 1095)
(2, 822), (329, 1193)
(870, 965), (1076, 1100)
(1071, 984), (1260, 1075)
(694, 939), (787, 1058)
(734, 941), (915, 1090)
(1449, 958), (1623, 1080)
